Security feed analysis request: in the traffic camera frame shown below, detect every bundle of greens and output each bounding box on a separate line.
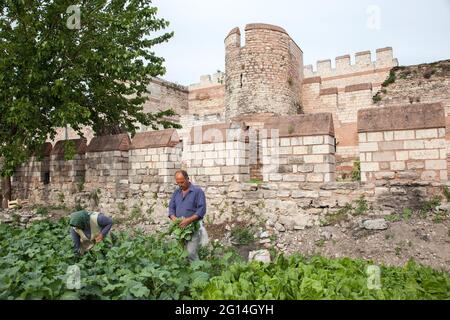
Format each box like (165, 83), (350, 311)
(167, 218), (200, 243)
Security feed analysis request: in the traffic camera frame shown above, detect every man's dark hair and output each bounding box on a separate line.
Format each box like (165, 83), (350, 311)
(175, 170), (189, 180)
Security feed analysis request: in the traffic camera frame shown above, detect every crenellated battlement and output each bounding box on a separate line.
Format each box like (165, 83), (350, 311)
(304, 47), (398, 78)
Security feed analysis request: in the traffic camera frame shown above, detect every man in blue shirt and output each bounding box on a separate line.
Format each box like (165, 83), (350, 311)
(169, 170), (207, 261)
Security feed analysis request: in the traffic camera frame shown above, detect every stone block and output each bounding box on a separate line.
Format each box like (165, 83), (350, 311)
(359, 142), (378, 152)
(312, 144), (334, 154)
(394, 130), (415, 140)
(425, 160), (447, 170)
(303, 136), (323, 145)
(409, 150), (439, 160)
(396, 151), (409, 161)
(306, 173), (324, 182)
(304, 155), (324, 163)
(379, 141), (403, 151)
(383, 131), (394, 141)
(372, 151), (395, 162)
(292, 146), (308, 155)
(415, 128), (438, 139)
(361, 162), (379, 172)
(367, 132), (384, 142)
(390, 161), (406, 171)
(404, 140), (425, 150)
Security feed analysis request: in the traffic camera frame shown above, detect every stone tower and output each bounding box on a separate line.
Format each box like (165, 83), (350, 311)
(224, 23), (303, 120)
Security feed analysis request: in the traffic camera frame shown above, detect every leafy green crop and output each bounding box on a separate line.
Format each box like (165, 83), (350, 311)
(193, 255), (450, 300)
(166, 218), (200, 243)
(0, 218), (448, 300)
(0, 218), (232, 300)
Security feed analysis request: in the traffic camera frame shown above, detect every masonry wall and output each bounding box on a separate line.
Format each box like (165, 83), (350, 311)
(129, 129), (182, 188)
(260, 114), (336, 184)
(358, 103), (447, 182)
(225, 24), (303, 120)
(141, 78), (189, 130)
(12, 155), (51, 200)
(184, 123), (250, 183)
(84, 134), (131, 199)
(301, 48), (399, 180)
(50, 139), (87, 188)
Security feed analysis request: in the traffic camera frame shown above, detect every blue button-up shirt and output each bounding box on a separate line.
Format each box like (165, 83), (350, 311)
(168, 183), (206, 219)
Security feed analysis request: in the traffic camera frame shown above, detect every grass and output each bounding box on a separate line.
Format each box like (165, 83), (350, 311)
(230, 225), (255, 245)
(382, 70), (397, 87)
(35, 206), (49, 216)
(351, 160), (361, 182)
(372, 92), (382, 103)
(247, 178), (263, 185)
(443, 186), (450, 202)
(320, 203), (353, 226)
(353, 196), (369, 216)
(315, 239), (325, 248)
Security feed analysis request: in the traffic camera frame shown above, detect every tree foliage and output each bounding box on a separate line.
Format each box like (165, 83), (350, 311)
(0, 0), (178, 176)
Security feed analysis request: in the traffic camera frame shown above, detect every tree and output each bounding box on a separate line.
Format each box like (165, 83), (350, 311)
(0, 0), (180, 207)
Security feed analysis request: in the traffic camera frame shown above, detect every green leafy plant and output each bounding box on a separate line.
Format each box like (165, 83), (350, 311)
(57, 192), (65, 204)
(372, 92), (382, 103)
(382, 70), (397, 87)
(402, 208), (413, 220)
(192, 255), (450, 300)
(353, 196), (369, 216)
(0, 219), (448, 300)
(385, 214), (402, 222)
(35, 206), (49, 216)
(230, 225), (255, 245)
(129, 204), (143, 224)
(247, 178), (263, 185)
(420, 197), (442, 217)
(315, 239), (325, 247)
(351, 160), (361, 181)
(443, 186), (450, 202)
(321, 203), (353, 226)
(166, 218), (200, 244)
(117, 203), (127, 216)
(63, 141), (76, 161)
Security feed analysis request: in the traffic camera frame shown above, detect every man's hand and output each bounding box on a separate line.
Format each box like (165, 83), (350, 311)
(95, 233), (104, 243)
(179, 215), (200, 229)
(179, 218), (192, 229)
(169, 215), (177, 222)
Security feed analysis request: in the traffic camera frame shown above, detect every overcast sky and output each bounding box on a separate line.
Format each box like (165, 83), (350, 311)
(151, 0), (450, 86)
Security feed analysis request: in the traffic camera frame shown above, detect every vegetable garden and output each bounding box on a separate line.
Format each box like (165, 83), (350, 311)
(0, 218), (448, 300)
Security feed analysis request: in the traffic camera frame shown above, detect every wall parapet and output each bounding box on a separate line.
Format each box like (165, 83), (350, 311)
(51, 139), (87, 156)
(358, 103), (447, 183)
(188, 122), (248, 145)
(87, 134), (131, 153)
(131, 129), (180, 149)
(358, 103), (445, 133)
(263, 113), (335, 138)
